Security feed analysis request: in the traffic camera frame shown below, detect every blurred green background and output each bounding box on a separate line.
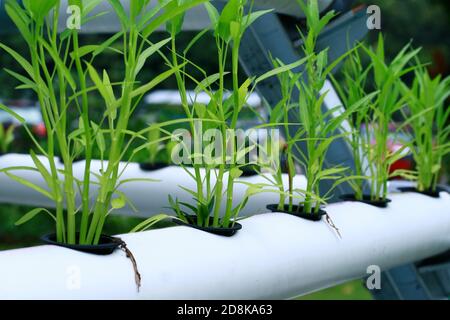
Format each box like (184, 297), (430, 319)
(0, 0), (449, 300)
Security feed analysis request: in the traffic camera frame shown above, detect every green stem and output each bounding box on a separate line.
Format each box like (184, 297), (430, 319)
(222, 39), (242, 228)
(170, 34), (205, 225)
(72, 31), (93, 245)
(87, 27), (138, 244)
(30, 30), (64, 242)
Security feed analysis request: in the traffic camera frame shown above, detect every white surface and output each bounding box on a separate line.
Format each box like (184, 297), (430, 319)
(0, 191), (449, 299)
(0, 153), (61, 208)
(0, 153), (306, 217)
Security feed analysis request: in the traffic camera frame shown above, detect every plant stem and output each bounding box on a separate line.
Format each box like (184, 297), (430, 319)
(222, 40), (241, 228)
(170, 34), (205, 226)
(72, 31), (93, 245)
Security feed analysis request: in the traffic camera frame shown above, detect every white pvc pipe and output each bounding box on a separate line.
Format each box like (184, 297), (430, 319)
(0, 192), (449, 299)
(0, 153), (306, 217)
(0, 153), (62, 209)
(145, 90), (262, 108)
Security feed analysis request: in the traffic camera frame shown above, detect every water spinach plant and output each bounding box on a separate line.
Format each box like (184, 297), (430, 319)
(0, 0), (203, 245)
(331, 48), (376, 201)
(400, 65), (450, 193)
(166, 0), (274, 230)
(269, 0), (376, 215)
(331, 37), (422, 203)
(359, 36), (420, 202)
(0, 0), (98, 245)
(82, 0), (206, 244)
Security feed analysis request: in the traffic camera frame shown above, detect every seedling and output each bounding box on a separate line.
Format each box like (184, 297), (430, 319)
(361, 35), (420, 201)
(83, 0), (207, 244)
(165, 0), (275, 229)
(0, 0), (96, 244)
(0, 0), (204, 245)
(268, 0), (376, 214)
(331, 48), (375, 201)
(400, 65), (450, 192)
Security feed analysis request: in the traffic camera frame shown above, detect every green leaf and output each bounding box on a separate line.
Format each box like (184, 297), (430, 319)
(183, 28), (209, 56)
(217, 0), (239, 41)
(93, 31), (123, 57)
(195, 72), (228, 93)
(147, 124), (161, 157)
(22, 0), (58, 22)
(230, 167), (243, 179)
(111, 195), (126, 209)
(243, 9), (273, 29)
(255, 56), (308, 85)
(131, 63), (187, 98)
(15, 208), (56, 226)
(142, 0), (208, 38)
(5, 1), (32, 44)
(69, 0), (82, 8)
(39, 40), (77, 90)
(29, 149), (53, 189)
(229, 21), (240, 39)
(204, 2), (219, 27)
(166, 10), (185, 35)
(116, 177), (159, 189)
(71, 45), (99, 59)
(238, 78), (252, 110)
(86, 64), (117, 118)
(431, 164), (441, 174)
(0, 43), (35, 80)
(0, 103), (25, 123)
(90, 122), (106, 154)
(107, 0), (129, 28)
(130, 214), (170, 232)
(4, 69), (40, 94)
(135, 37), (172, 77)
(130, 0), (151, 21)
(5, 172), (54, 200)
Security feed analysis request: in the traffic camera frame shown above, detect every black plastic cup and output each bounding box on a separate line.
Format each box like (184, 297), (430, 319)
(266, 204), (327, 222)
(172, 216), (242, 237)
(138, 162), (169, 172)
(57, 156), (85, 164)
(41, 233), (122, 255)
(339, 194), (392, 208)
(397, 186), (447, 199)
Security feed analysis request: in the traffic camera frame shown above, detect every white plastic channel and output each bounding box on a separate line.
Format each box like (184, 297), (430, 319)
(0, 153), (306, 217)
(0, 191), (449, 299)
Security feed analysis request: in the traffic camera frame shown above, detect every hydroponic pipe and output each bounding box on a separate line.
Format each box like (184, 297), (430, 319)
(0, 153), (307, 217)
(0, 192), (449, 299)
(0, 0), (334, 34)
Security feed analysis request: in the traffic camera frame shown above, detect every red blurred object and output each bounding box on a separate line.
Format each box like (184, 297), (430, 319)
(389, 158), (414, 180)
(428, 49), (449, 78)
(33, 123), (47, 138)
